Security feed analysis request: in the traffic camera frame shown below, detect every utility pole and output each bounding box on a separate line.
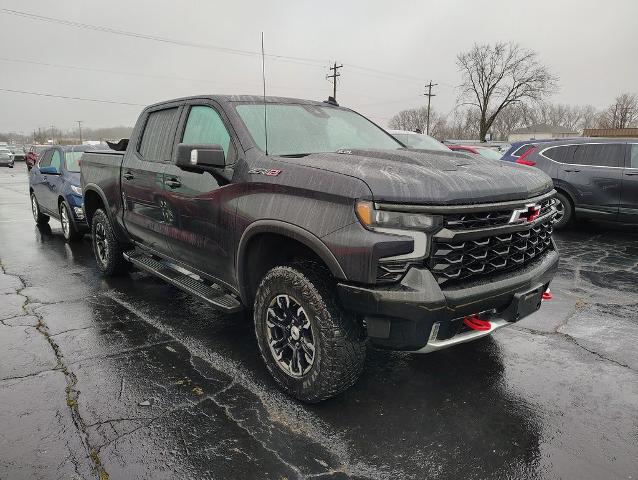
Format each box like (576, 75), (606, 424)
(423, 80), (438, 135)
(50, 125), (55, 145)
(326, 62), (343, 102)
(77, 121), (83, 144)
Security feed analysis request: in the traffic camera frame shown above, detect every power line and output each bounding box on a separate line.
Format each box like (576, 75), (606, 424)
(0, 88), (146, 106)
(0, 8), (440, 84)
(326, 62), (343, 102)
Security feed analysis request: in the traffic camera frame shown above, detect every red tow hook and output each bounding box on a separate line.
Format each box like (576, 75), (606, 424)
(463, 314), (491, 331)
(542, 288), (552, 301)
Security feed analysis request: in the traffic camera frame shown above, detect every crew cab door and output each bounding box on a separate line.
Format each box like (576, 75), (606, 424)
(31, 149), (53, 210)
(121, 105), (181, 255)
(620, 143), (638, 222)
(557, 142), (623, 221)
(162, 102), (237, 287)
(44, 149), (64, 210)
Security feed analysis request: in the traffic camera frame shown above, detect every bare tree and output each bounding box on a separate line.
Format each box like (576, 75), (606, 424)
(388, 106), (430, 132)
(457, 42), (558, 141)
(597, 93), (638, 129)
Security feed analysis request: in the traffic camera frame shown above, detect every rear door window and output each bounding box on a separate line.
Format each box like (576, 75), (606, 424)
(629, 144), (638, 168)
(572, 143), (624, 167)
(138, 107), (180, 162)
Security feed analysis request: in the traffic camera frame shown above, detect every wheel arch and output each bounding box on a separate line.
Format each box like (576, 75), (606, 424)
(236, 220), (346, 305)
(83, 184), (109, 225)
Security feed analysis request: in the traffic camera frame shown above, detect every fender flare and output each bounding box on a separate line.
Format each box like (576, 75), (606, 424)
(82, 183), (130, 244)
(236, 220), (347, 303)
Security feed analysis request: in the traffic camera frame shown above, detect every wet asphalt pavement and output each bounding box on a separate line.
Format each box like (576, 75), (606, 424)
(1, 163), (637, 480)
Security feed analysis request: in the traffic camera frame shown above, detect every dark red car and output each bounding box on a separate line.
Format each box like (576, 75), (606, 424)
(26, 145), (49, 170)
(448, 145), (504, 160)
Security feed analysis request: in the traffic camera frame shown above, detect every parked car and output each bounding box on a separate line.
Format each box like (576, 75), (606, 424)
(448, 144), (504, 160)
(0, 147), (14, 168)
(387, 129), (451, 151)
(10, 146), (26, 162)
(26, 145), (49, 170)
(516, 138), (638, 228)
(81, 95), (558, 402)
(29, 145), (98, 241)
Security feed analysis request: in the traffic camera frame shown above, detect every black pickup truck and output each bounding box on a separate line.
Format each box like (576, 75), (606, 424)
(81, 95), (559, 402)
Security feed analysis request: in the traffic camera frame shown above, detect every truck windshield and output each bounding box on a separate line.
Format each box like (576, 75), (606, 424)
(235, 103), (402, 156)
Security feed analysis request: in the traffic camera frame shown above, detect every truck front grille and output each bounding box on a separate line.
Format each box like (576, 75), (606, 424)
(444, 197), (554, 230)
(429, 217), (554, 285)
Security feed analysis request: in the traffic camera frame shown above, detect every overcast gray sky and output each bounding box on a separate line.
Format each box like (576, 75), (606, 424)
(0, 0), (637, 135)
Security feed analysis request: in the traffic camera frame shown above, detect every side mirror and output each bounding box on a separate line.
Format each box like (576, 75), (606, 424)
(40, 166), (59, 175)
(175, 143), (226, 171)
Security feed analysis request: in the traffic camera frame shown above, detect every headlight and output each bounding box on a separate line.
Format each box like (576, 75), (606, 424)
(70, 185), (82, 195)
(355, 200), (437, 230)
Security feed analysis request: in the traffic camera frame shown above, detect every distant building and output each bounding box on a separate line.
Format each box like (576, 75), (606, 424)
(582, 128), (638, 138)
(508, 123), (579, 142)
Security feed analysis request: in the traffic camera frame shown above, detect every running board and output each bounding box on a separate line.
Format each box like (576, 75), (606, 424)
(123, 251), (243, 313)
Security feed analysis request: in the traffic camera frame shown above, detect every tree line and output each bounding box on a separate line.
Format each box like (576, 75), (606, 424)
(389, 42), (638, 141)
(0, 126), (133, 146)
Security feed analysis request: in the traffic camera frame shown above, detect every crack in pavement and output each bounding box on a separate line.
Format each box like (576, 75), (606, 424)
(0, 261), (110, 480)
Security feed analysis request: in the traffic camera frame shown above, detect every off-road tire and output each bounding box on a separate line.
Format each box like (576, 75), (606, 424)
(30, 192), (49, 224)
(254, 261), (366, 403)
(91, 209), (128, 276)
(60, 201), (83, 242)
(553, 192), (573, 230)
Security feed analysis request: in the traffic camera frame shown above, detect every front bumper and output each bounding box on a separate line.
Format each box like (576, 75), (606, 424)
(338, 245), (559, 351)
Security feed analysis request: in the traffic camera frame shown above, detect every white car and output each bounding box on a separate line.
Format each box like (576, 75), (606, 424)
(387, 129), (451, 152)
(0, 148), (14, 168)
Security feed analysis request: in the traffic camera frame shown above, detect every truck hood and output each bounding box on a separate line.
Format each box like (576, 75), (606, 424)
(288, 149), (554, 204)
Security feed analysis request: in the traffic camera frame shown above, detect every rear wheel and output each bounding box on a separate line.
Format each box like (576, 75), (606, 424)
(91, 209), (128, 275)
(30, 192), (49, 224)
(60, 202), (83, 242)
(254, 262), (366, 403)
(553, 192), (573, 229)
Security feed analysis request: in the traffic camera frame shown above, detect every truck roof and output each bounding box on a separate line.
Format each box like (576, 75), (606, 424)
(146, 95), (335, 110)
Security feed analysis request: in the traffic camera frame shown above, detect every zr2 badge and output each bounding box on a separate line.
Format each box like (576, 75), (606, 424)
(248, 168), (282, 176)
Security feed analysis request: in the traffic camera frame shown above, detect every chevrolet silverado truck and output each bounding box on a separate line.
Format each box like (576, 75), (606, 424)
(81, 95), (559, 402)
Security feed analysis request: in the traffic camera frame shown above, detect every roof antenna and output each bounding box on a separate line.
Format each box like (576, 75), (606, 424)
(261, 32), (268, 155)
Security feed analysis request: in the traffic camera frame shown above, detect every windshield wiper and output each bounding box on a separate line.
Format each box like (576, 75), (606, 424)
(279, 153), (310, 158)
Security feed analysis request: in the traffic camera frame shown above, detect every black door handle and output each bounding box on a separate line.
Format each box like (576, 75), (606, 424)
(165, 178), (181, 189)
(123, 172), (134, 180)
(563, 169), (580, 173)
(625, 172), (638, 176)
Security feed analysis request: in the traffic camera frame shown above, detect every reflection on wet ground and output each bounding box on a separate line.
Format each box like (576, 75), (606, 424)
(1, 164), (637, 479)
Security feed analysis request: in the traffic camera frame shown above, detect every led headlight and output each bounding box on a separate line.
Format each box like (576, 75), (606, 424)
(355, 200), (437, 230)
(70, 185), (82, 195)
(355, 200), (441, 262)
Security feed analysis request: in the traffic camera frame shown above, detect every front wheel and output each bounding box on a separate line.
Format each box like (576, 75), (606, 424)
(91, 209), (128, 275)
(254, 262), (366, 403)
(60, 202), (83, 242)
(553, 192), (573, 229)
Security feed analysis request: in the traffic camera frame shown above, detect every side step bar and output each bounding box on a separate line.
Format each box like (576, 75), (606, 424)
(123, 251), (243, 313)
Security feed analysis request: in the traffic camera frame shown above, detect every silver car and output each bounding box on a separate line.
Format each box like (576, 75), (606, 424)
(0, 148), (14, 168)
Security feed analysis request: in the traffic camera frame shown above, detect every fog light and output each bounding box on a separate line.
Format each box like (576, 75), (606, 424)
(73, 206), (85, 219)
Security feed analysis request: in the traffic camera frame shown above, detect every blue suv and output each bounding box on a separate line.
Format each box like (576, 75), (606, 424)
(29, 145), (98, 241)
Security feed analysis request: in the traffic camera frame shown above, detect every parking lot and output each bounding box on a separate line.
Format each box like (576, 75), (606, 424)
(1, 162), (637, 479)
